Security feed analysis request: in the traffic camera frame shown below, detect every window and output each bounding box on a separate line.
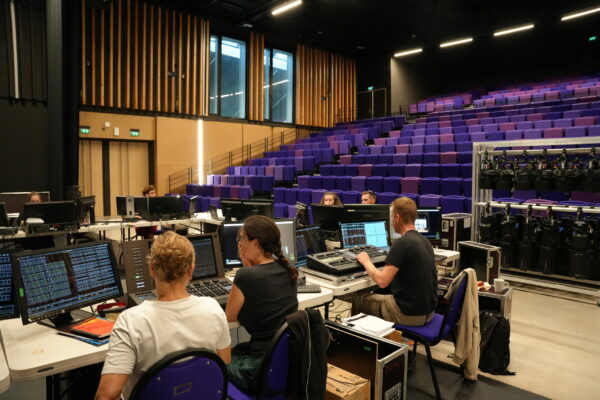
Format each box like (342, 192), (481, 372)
(264, 49), (294, 123)
(208, 36), (247, 119)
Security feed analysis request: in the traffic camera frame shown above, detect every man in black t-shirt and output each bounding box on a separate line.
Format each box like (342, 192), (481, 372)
(352, 196), (437, 326)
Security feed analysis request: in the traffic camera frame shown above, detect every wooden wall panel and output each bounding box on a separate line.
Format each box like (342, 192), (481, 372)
(78, 140), (104, 216)
(248, 32), (264, 121)
(82, 0), (210, 116)
(295, 44), (356, 127)
(109, 141), (150, 215)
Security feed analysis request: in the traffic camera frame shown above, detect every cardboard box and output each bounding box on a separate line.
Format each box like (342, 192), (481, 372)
(325, 364), (371, 400)
(384, 330), (402, 344)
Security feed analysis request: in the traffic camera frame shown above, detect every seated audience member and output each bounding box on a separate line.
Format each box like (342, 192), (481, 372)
(352, 196), (437, 326)
(95, 231), (231, 400)
(15, 191), (43, 226)
(361, 190), (377, 204)
(319, 191), (343, 206)
(135, 185), (158, 239)
(226, 215), (298, 392)
(141, 185), (157, 197)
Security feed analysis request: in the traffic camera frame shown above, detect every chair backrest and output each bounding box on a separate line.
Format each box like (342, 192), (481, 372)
(130, 349), (227, 400)
(255, 323), (292, 398)
(438, 271), (469, 337)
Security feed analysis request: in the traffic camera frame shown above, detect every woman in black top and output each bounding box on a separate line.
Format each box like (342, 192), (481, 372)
(225, 215), (299, 392)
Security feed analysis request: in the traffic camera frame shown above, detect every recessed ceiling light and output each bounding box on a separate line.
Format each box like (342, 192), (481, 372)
(272, 0), (303, 16)
(561, 6), (600, 21)
(394, 48), (423, 57)
(493, 23), (535, 37)
(439, 37), (473, 48)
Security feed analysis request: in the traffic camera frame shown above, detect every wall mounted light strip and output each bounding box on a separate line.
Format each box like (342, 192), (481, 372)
(394, 48), (423, 57)
(272, 0), (303, 16)
(561, 6), (600, 21)
(439, 37), (473, 48)
(493, 23), (535, 37)
(9, 0), (19, 99)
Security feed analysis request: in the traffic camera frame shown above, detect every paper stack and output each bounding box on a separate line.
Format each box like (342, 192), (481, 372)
(343, 313), (395, 337)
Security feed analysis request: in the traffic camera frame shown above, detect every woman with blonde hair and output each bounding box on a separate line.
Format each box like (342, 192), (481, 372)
(319, 191), (343, 206)
(96, 231), (231, 400)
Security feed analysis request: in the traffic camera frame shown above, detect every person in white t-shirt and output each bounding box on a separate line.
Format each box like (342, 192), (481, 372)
(95, 231), (231, 400)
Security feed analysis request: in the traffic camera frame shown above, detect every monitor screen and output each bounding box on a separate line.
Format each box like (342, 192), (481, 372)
(0, 191), (51, 214)
(12, 242), (124, 326)
(242, 200), (274, 219)
(391, 207), (442, 243)
(0, 252), (17, 320)
(76, 196), (95, 224)
(148, 196), (184, 218)
(342, 204), (390, 223)
(188, 233), (225, 280)
(221, 221), (244, 266)
(295, 225), (326, 265)
(311, 204), (344, 231)
(23, 201), (76, 225)
(275, 219), (296, 266)
(0, 203), (8, 227)
(340, 220), (390, 249)
(116, 196), (149, 218)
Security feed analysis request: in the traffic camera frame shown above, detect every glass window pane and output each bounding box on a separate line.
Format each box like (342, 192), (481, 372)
(220, 37), (246, 119)
(263, 49), (271, 120)
(209, 36), (219, 114)
(272, 50), (293, 123)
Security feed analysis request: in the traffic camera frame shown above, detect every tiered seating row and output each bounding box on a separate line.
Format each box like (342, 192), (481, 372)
(337, 152), (473, 165)
(208, 174), (274, 193)
(318, 163), (472, 179)
(409, 93), (472, 114)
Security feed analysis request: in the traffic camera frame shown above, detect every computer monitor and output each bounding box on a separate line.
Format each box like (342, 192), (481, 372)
(310, 204), (345, 232)
(242, 199), (274, 219)
(0, 191), (51, 214)
(187, 233), (225, 280)
(275, 219), (297, 266)
(339, 220), (390, 249)
(148, 196), (185, 219)
(220, 198), (243, 221)
(11, 241), (124, 327)
(23, 201), (77, 226)
(0, 203), (8, 227)
(342, 204), (390, 223)
(116, 196), (149, 219)
(295, 225), (326, 267)
(0, 252), (18, 320)
(76, 196), (96, 225)
(221, 221), (244, 267)
(391, 207), (442, 244)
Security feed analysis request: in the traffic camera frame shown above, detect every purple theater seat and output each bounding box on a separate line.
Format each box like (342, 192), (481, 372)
(366, 176), (383, 192)
(307, 175), (322, 189)
(505, 130), (523, 140)
(377, 192), (399, 204)
(513, 190), (536, 200)
(423, 152), (440, 164)
(220, 185), (231, 198)
(358, 164), (373, 177)
(365, 155), (379, 164)
(468, 125), (483, 133)
(483, 124), (499, 133)
(341, 191), (361, 204)
(285, 188), (298, 205)
(553, 118), (573, 128)
(454, 133), (469, 142)
(401, 193), (420, 204)
(395, 144), (410, 153)
(571, 192), (600, 203)
(401, 177), (421, 194)
(382, 145), (396, 154)
(441, 177), (463, 196)
(407, 153), (424, 164)
(441, 195), (466, 213)
(393, 154), (408, 164)
(414, 128), (426, 136)
(523, 129), (542, 139)
(499, 122), (516, 131)
(421, 177), (441, 195)
(424, 144), (440, 153)
(470, 132), (486, 142)
(238, 186), (252, 200)
(374, 138), (386, 146)
(421, 163), (441, 178)
(463, 179), (472, 197)
(373, 164), (389, 177)
(331, 164), (345, 176)
(389, 164), (405, 177)
(345, 164), (359, 176)
(509, 115), (526, 122)
(321, 176), (336, 190)
(486, 131), (505, 141)
(274, 203), (288, 218)
(386, 137), (400, 146)
(412, 136), (425, 145)
(297, 175), (310, 189)
(311, 189), (327, 205)
(405, 164), (422, 177)
(425, 135), (440, 144)
(439, 134), (454, 143)
(589, 126), (600, 137)
(440, 163), (461, 178)
(574, 116), (597, 126)
(440, 152), (458, 164)
(370, 145), (383, 155)
(516, 121), (534, 130)
(495, 116), (510, 124)
(419, 194), (442, 208)
(565, 126), (586, 138)
(273, 187), (286, 203)
(460, 164), (473, 179)
(320, 165), (333, 176)
(379, 154), (393, 164)
(297, 188), (312, 205)
(410, 144), (424, 154)
(383, 176), (401, 193)
(351, 176), (367, 192)
(340, 155), (352, 165)
(336, 176), (352, 191)
(198, 196), (209, 212)
(543, 127), (564, 138)
(440, 143), (456, 153)
(457, 152), (473, 164)
(358, 146), (370, 155)
(209, 197), (220, 209)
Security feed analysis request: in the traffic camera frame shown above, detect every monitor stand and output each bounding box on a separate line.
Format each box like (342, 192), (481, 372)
(38, 309), (94, 330)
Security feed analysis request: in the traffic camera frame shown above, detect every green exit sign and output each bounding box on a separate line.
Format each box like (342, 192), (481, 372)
(367, 86), (374, 91)
(589, 36), (597, 42)
(79, 126), (90, 134)
(130, 129), (140, 137)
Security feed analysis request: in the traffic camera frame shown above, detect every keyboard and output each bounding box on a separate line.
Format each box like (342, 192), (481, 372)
(297, 284), (322, 293)
(187, 279), (232, 305)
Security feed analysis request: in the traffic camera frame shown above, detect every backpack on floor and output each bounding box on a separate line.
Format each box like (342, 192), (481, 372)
(479, 310), (515, 375)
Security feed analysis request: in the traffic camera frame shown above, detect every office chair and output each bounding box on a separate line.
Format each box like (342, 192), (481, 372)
(394, 271), (468, 400)
(129, 349), (228, 400)
(227, 323), (291, 400)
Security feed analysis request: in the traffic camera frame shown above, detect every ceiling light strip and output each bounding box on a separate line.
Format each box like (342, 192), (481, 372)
(394, 48), (423, 57)
(561, 6), (600, 21)
(439, 37), (473, 48)
(272, 0), (303, 16)
(493, 24), (535, 37)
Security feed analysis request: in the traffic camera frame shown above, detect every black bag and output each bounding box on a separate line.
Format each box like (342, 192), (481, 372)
(479, 311), (515, 375)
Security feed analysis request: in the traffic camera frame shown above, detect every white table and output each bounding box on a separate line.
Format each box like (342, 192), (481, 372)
(0, 344), (10, 394)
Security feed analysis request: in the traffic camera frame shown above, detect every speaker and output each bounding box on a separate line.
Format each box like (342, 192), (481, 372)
(126, 196), (135, 218)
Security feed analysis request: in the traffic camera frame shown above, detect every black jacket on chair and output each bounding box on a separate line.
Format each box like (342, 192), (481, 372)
(285, 308), (329, 400)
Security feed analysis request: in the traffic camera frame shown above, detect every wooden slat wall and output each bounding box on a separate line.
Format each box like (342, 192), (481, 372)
(82, 0), (210, 116)
(248, 32), (265, 121)
(295, 44), (356, 127)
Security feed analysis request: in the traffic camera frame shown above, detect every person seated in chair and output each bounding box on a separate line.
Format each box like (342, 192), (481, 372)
(95, 231), (231, 400)
(135, 185), (158, 239)
(319, 191), (343, 206)
(361, 190), (377, 204)
(352, 196), (437, 326)
(225, 215), (298, 393)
